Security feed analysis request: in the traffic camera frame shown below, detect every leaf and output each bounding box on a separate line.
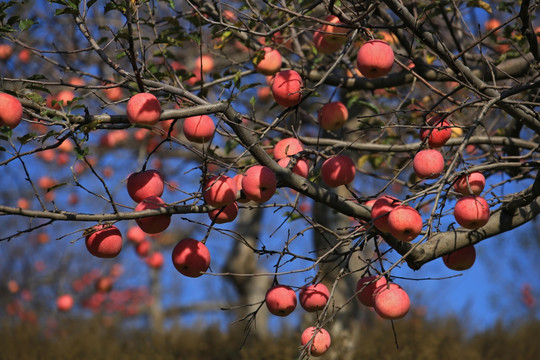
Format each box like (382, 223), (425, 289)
(357, 154), (370, 168)
(17, 133), (37, 145)
(354, 100), (379, 114)
(48, 182), (68, 192)
(467, 0), (492, 14)
(19, 19), (36, 31)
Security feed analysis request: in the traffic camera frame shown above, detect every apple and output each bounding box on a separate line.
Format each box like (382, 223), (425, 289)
(298, 283), (330, 312)
(485, 18), (501, 34)
(321, 155), (356, 187)
(134, 196), (171, 234)
(300, 327), (331, 357)
(356, 40), (394, 79)
(56, 294), (74, 312)
(443, 245), (476, 271)
(195, 54), (214, 74)
(241, 165), (276, 203)
(413, 149), (444, 179)
(373, 283), (410, 319)
(135, 239), (151, 257)
(313, 31), (342, 54)
(126, 225), (146, 244)
(277, 157), (309, 178)
(103, 86), (123, 102)
(126, 169), (165, 203)
(387, 205), (423, 242)
(454, 172), (486, 196)
(454, 196), (490, 229)
(356, 275), (388, 307)
(208, 201), (239, 223)
(257, 86), (272, 102)
(203, 175), (237, 207)
(0, 43), (13, 60)
(16, 49), (30, 63)
(126, 93), (162, 126)
(318, 101), (348, 131)
(95, 276), (114, 293)
(265, 285), (297, 316)
(183, 115), (215, 143)
(273, 137), (304, 159)
(146, 251), (164, 269)
(54, 90), (75, 108)
(419, 116), (452, 148)
(85, 224), (123, 258)
(233, 174), (253, 203)
(0, 92), (23, 129)
(371, 195), (401, 233)
(255, 47), (282, 76)
(271, 70), (303, 107)
(320, 15), (349, 44)
(171, 238), (211, 277)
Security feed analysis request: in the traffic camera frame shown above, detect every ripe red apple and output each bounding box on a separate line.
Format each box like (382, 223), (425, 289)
(85, 225), (123, 258)
(313, 31), (342, 54)
(271, 70), (303, 107)
(203, 175), (237, 207)
(273, 137), (304, 160)
(356, 40), (394, 79)
(171, 238), (211, 277)
(318, 101), (348, 131)
(301, 327), (331, 357)
(371, 195), (401, 233)
(320, 15), (349, 44)
(454, 172), (486, 196)
(387, 205), (423, 242)
(419, 116), (452, 148)
(0, 43), (13, 60)
(0, 92), (23, 129)
(183, 115), (216, 143)
(195, 54), (214, 74)
(146, 251), (164, 269)
(135, 239), (151, 257)
(265, 285), (297, 316)
(103, 86), (123, 102)
(321, 155), (356, 187)
(127, 169), (164, 203)
(134, 196), (171, 234)
(373, 283), (410, 319)
(255, 47), (282, 75)
(54, 90), (76, 108)
(356, 275), (387, 307)
(241, 165), (277, 203)
(126, 93), (162, 126)
(208, 201), (239, 223)
(299, 283), (330, 312)
(126, 225), (146, 244)
(95, 276), (114, 293)
(443, 245), (476, 271)
(485, 18), (502, 34)
(56, 294), (74, 312)
(454, 196), (490, 229)
(277, 157), (309, 178)
(413, 149), (444, 179)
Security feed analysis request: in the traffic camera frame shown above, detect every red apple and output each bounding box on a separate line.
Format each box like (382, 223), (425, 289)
(54, 90), (75, 108)
(356, 40), (394, 79)
(195, 54), (214, 74)
(255, 47), (282, 76)
(241, 165), (276, 203)
(103, 86), (124, 102)
(485, 18), (502, 34)
(208, 201), (239, 223)
(371, 196), (401, 233)
(273, 137), (304, 160)
(233, 174), (253, 203)
(387, 205), (423, 242)
(454, 172), (485, 196)
(203, 175), (237, 207)
(126, 225), (146, 244)
(443, 245), (476, 271)
(271, 70), (303, 107)
(95, 276), (114, 293)
(413, 149), (444, 179)
(320, 15), (349, 44)
(56, 294), (74, 312)
(127, 169), (165, 203)
(126, 93), (161, 126)
(0, 92), (23, 129)
(277, 157), (309, 178)
(0, 44), (13, 60)
(146, 251), (164, 269)
(134, 196), (171, 234)
(373, 283), (410, 319)
(313, 31), (342, 54)
(300, 327), (331, 357)
(265, 285), (297, 317)
(171, 238), (211, 277)
(183, 115), (216, 143)
(356, 275), (387, 307)
(454, 196), (490, 229)
(85, 225), (123, 258)
(321, 155), (356, 187)
(299, 283), (330, 312)
(318, 101), (348, 131)
(419, 117), (452, 148)
(135, 239), (151, 257)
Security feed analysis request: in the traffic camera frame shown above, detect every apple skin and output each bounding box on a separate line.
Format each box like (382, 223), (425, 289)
(203, 175), (238, 207)
(277, 157), (309, 178)
(0, 92), (23, 129)
(208, 201), (239, 224)
(183, 115), (216, 143)
(135, 240), (151, 257)
(85, 225), (123, 258)
(413, 149), (444, 179)
(313, 31), (342, 54)
(373, 283), (410, 320)
(171, 238), (211, 278)
(265, 285), (297, 317)
(321, 155), (356, 187)
(241, 165), (277, 203)
(321, 15), (348, 44)
(126, 225), (147, 244)
(134, 196), (171, 234)
(146, 251), (164, 269)
(127, 169), (165, 203)
(255, 47), (282, 76)
(387, 205), (423, 242)
(300, 327), (331, 357)
(318, 101), (349, 131)
(356, 275), (387, 307)
(443, 245), (476, 271)
(371, 195), (401, 233)
(273, 137), (303, 160)
(271, 70), (303, 107)
(56, 294), (74, 312)
(454, 196), (490, 229)
(419, 117), (452, 148)
(126, 93), (162, 126)
(298, 283), (330, 312)
(454, 172), (486, 196)
(356, 40), (394, 79)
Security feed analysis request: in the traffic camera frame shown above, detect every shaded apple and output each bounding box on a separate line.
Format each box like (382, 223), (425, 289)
(134, 196), (171, 234)
(373, 283), (410, 320)
(0, 92), (23, 129)
(241, 165), (276, 203)
(318, 101), (348, 131)
(356, 40), (394, 78)
(203, 175), (237, 207)
(443, 245), (476, 271)
(321, 154), (356, 187)
(454, 172), (485, 196)
(454, 196), (490, 229)
(271, 70), (303, 107)
(85, 224), (123, 258)
(300, 327), (331, 357)
(299, 283), (330, 312)
(183, 115), (216, 143)
(387, 205), (423, 242)
(413, 149), (444, 179)
(356, 275), (387, 307)
(126, 93), (162, 126)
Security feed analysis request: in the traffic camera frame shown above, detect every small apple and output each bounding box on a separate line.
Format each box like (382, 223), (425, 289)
(0, 43), (13, 60)
(356, 40), (394, 79)
(484, 18), (502, 34)
(257, 86), (272, 102)
(454, 196), (490, 229)
(321, 155), (356, 187)
(56, 294), (74, 312)
(313, 31), (342, 54)
(171, 238), (211, 277)
(95, 276), (114, 293)
(271, 70), (303, 107)
(265, 285), (297, 316)
(54, 90), (76, 108)
(126, 93), (162, 126)
(356, 275), (388, 307)
(454, 172), (485, 196)
(183, 115), (216, 143)
(299, 283), (330, 312)
(387, 205), (423, 242)
(85, 224), (123, 258)
(135, 239), (151, 257)
(0, 92), (23, 129)
(126, 169), (165, 203)
(103, 86), (124, 102)
(419, 117), (452, 148)
(241, 165), (276, 203)
(277, 157), (309, 178)
(273, 137), (304, 160)
(208, 201), (239, 224)
(318, 101), (348, 131)
(146, 251), (164, 269)
(300, 327), (331, 357)
(373, 283), (410, 320)
(371, 195), (401, 233)
(320, 14), (349, 44)
(413, 149), (444, 179)
(203, 175), (237, 207)
(254, 47), (282, 76)
(134, 196), (171, 234)
(195, 54), (214, 74)
(443, 245), (476, 271)
(126, 225), (146, 244)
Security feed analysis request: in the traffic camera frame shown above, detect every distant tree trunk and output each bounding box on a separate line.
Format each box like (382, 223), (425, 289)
(148, 267), (164, 332)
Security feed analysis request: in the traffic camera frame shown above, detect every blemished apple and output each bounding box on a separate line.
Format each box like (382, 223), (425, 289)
(0, 92), (23, 129)
(273, 137), (304, 160)
(413, 149), (444, 179)
(277, 157), (310, 178)
(356, 40), (394, 79)
(300, 327), (331, 357)
(356, 275), (387, 307)
(373, 283), (410, 320)
(241, 165), (277, 203)
(126, 93), (162, 126)
(371, 195), (401, 233)
(313, 31), (342, 54)
(127, 169), (165, 203)
(208, 201), (239, 224)
(318, 101), (349, 131)
(299, 283), (330, 312)
(183, 115), (216, 143)
(387, 205), (423, 242)
(454, 195), (490, 229)
(271, 70), (303, 107)
(85, 224), (123, 258)
(255, 47), (282, 76)
(56, 294), (74, 312)
(321, 154), (356, 187)
(443, 245), (476, 271)
(419, 116), (452, 148)
(454, 172), (486, 196)
(134, 196), (171, 234)
(172, 238), (211, 277)
(126, 225), (147, 244)
(265, 285), (297, 316)
(320, 14), (349, 44)
(203, 175), (238, 207)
